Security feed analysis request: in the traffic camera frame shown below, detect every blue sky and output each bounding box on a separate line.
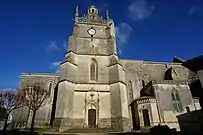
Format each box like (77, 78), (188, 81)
(0, 0), (203, 88)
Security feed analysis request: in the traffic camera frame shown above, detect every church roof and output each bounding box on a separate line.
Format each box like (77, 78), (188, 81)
(21, 72), (59, 77)
(182, 55), (203, 72)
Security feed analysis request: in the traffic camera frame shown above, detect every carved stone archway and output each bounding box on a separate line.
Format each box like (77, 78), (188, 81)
(84, 92), (100, 128)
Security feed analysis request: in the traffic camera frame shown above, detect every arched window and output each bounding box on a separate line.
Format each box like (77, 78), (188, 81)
(171, 89), (183, 112)
(164, 68), (173, 80)
(128, 81), (133, 102)
(48, 83), (53, 94)
(90, 59), (98, 81)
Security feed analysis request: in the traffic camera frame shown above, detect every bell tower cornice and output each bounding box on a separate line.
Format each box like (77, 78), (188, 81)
(73, 5), (112, 25)
(68, 5), (117, 56)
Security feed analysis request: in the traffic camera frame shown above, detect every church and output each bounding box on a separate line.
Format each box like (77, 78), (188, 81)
(13, 5), (201, 132)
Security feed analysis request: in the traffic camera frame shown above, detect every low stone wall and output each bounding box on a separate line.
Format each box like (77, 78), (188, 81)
(99, 118), (111, 128)
(53, 117), (130, 132)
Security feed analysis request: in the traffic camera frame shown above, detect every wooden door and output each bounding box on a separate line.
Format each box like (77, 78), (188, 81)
(142, 109), (150, 126)
(88, 109), (96, 128)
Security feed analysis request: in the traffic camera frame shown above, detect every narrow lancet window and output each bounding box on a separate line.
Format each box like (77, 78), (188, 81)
(90, 59), (98, 81)
(48, 83), (53, 95)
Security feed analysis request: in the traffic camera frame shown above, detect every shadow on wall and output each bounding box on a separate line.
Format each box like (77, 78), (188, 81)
(189, 79), (203, 108)
(176, 109), (203, 134)
(50, 85), (58, 127)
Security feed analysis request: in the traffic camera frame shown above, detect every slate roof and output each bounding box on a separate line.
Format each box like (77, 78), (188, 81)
(182, 55), (203, 72)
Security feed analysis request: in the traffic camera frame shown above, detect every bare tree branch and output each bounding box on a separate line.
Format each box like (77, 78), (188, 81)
(21, 81), (49, 132)
(0, 89), (25, 134)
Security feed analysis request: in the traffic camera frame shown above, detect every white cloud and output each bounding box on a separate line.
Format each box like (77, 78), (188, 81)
(115, 22), (133, 55)
(118, 48), (122, 55)
(129, 0), (155, 21)
(45, 41), (60, 52)
(17, 75), (21, 79)
(55, 68), (60, 73)
(115, 22), (133, 45)
(45, 41), (67, 52)
(188, 6), (198, 15)
(50, 61), (61, 67)
(63, 41), (67, 50)
(50, 61), (61, 73)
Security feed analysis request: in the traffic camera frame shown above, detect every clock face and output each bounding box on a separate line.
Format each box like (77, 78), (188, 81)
(87, 28), (96, 36)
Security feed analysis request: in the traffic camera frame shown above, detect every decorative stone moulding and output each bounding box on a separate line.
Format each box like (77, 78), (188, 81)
(193, 98), (200, 103)
(151, 80), (188, 85)
(77, 17), (107, 24)
(135, 97), (157, 104)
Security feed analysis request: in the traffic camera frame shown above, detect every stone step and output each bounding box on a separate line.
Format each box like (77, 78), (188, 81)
(76, 133), (109, 135)
(43, 132), (110, 135)
(64, 128), (117, 133)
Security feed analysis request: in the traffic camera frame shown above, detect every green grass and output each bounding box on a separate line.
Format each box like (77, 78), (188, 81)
(0, 130), (78, 135)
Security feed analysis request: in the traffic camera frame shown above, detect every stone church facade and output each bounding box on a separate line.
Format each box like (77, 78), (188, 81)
(12, 5), (201, 132)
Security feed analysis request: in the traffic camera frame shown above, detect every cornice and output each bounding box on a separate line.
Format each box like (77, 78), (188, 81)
(74, 89), (110, 92)
(61, 60), (78, 66)
(58, 79), (126, 85)
(143, 61), (182, 65)
(109, 81), (126, 86)
(151, 80), (189, 85)
(108, 62), (123, 68)
(21, 73), (59, 77)
(65, 51), (117, 57)
(135, 97), (157, 104)
(76, 22), (108, 26)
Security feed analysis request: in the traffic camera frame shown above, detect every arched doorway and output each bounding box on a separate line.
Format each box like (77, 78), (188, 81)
(142, 109), (150, 126)
(88, 109), (96, 128)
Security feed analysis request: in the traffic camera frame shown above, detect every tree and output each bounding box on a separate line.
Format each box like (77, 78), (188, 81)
(22, 82), (49, 132)
(0, 89), (24, 134)
(0, 107), (6, 121)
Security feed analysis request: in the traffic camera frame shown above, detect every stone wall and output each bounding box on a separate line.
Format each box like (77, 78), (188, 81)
(76, 55), (110, 83)
(61, 54), (111, 84)
(152, 82), (200, 130)
(121, 60), (143, 100)
(68, 22), (116, 55)
(12, 106), (29, 126)
(109, 82), (130, 131)
(54, 80), (74, 132)
(12, 73), (59, 127)
(60, 61), (77, 82)
(121, 60), (194, 102)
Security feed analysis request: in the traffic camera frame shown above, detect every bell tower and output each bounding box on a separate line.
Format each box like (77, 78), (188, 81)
(55, 5), (130, 132)
(86, 5), (99, 21)
(66, 5), (117, 57)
